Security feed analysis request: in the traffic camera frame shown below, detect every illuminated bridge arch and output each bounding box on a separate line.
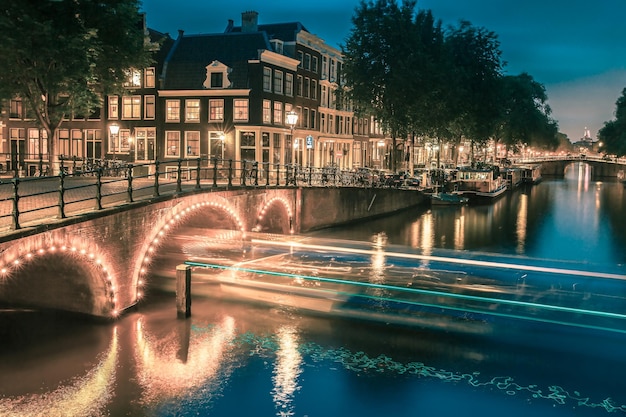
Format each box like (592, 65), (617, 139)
(134, 194), (247, 299)
(0, 233), (120, 317)
(252, 196), (294, 234)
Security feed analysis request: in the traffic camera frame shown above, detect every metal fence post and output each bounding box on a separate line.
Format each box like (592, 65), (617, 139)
(212, 157), (218, 188)
(227, 159), (233, 188)
(11, 178), (20, 230)
(127, 164), (134, 203)
(153, 160), (160, 197)
(95, 168), (103, 210)
(195, 158), (201, 190)
(176, 159), (183, 193)
(58, 171), (66, 219)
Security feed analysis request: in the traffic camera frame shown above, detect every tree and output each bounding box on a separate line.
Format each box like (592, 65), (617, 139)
(495, 73), (559, 155)
(444, 20), (504, 155)
(0, 0), (154, 173)
(342, 0), (422, 172)
(598, 88), (626, 157)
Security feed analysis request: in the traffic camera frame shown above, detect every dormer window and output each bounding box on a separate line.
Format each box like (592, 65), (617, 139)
(204, 60), (231, 89)
(270, 39), (283, 55)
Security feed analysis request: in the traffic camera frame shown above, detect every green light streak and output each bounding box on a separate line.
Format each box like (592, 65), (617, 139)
(184, 261), (626, 333)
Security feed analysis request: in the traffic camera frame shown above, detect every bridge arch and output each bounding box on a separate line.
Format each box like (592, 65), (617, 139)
(252, 196), (294, 234)
(135, 194), (248, 298)
(0, 233), (120, 317)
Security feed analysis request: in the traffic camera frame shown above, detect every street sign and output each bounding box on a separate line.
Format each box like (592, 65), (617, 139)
(306, 135), (314, 149)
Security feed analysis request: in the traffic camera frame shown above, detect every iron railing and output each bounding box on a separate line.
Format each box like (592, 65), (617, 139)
(0, 157), (414, 233)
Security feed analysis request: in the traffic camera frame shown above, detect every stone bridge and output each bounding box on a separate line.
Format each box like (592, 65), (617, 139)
(0, 186), (423, 318)
(535, 157), (626, 179)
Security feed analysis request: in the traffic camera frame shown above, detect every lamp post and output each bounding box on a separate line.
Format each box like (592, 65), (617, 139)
(286, 110), (298, 163)
(109, 123), (119, 161)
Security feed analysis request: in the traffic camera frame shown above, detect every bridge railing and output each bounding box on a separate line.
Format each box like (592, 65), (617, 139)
(0, 158), (415, 233)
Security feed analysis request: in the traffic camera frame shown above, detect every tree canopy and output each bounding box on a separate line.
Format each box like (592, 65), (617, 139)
(598, 88), (626, 157)
(0, 0), (154, 171)
(341, 0), (559, 170)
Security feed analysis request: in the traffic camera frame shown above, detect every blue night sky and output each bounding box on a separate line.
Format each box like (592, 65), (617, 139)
(142, 0), (626, 144)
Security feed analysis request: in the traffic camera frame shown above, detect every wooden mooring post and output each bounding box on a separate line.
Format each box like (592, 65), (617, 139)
(176, 264), (192, 319)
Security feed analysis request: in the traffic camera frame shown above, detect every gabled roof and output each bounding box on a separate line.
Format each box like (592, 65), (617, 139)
(161, 32), (271, 90)
(226, 22), (309, 43)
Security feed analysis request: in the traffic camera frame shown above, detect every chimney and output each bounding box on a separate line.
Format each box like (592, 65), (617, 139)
(241, 11), (258, 33)
(225, 19), (234, 33)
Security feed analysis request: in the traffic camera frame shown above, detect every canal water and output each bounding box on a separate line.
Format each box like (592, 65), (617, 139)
(1, 162), (626, 417)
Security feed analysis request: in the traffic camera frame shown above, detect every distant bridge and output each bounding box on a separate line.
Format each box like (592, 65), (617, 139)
(516, 155), (626, 179)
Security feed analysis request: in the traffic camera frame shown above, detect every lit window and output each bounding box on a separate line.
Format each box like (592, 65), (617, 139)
(185, 99), (200, 122)
(209, 99), (224, 121)
(121, 96), (141, 119)
(145, 67), (156, 88)
(124, 69), (141, 88)
(165, 131), (180, 157)
(166, 100), (180, 122)
(233, 99), (248, 121)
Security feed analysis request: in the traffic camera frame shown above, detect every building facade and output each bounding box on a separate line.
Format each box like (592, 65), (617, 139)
(0, 11), (392, 177)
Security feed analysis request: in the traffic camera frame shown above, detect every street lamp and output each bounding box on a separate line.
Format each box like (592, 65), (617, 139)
(109, 123), (119, 160)
(286, 110), (299, 165)
(286, 110), (298, 131)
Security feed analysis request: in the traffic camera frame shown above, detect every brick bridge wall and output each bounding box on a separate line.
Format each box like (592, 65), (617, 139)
(540, 159), (626, 178)
(0, 187), (424, 318)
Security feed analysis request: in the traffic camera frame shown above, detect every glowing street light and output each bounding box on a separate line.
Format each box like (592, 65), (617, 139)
(109, 123), (120, 160)
(286, 110), (298, 133)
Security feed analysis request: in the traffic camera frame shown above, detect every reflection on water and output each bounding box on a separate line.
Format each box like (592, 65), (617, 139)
(2, 163), (626, 416)
(1, 291), (626, 416)
(309, 167), (626, 264)
(0, 327), (118, 417)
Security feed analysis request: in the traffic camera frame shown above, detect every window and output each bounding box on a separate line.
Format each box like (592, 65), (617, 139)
(108, 96), (119, 119)
(145, 67), (156, 88)
(9, 99), (23, 119)
(330, 59), (336, 82)
(304, 53), (311, 71)
(273, 102), (283, 124)
(273, 70), (283, 94)
(122, 95), (141, 119)
(166, 100), (180, 122)
(28, 129), (41, 158)
(262, 100), (271, 124)
(304, 78), (310, 98)
(240, 131), (256, 161)
(124, 69), (141, 88)
(144, 95), (155, 119)
(209, 99), (224, 121)
(312, 56), (318, 73)
(185, 99), (201, 122)
(233, 99), (248, 121)
(71, 129), (83, 158)
(322, 56), (328, 79)
(296, 75), (303, 96)
(165, 131), (180, 157)
(85, 129), (101, 160)
(210, 73), (223, 88)
(263, 67), (272, 92)
(311, 80), (317, 100)
(297, 51), (304, 67)
(270, 39), (283, 54)
(303, 108), (309, 129)
(310, 109), (317, 130)
(58, 129), (70, 157)
(185, 131), (200, 157)
(285, 73), (293, 96)
(272, 133), (281, 164)
(209, 131), (225, 160)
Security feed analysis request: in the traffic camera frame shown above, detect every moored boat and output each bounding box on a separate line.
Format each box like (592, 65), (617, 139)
(518, 164), (542, 184)
(430, 192), (469, 205)
(454, 165), (507, 202)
